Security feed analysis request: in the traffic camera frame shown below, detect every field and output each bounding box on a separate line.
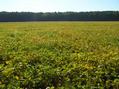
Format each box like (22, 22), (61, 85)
(0, 22), (119, 89)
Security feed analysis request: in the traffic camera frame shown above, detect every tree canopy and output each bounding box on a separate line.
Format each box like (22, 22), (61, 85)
(0, 11), (119, 21)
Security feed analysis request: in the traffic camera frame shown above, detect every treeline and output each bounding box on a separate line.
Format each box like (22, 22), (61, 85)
(0, 11), (119, 21)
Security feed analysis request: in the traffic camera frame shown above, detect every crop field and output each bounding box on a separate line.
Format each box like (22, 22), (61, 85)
(0, 22), (119, 89)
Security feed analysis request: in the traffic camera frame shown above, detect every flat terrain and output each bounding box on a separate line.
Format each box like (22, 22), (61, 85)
(0, 22), (119, 89)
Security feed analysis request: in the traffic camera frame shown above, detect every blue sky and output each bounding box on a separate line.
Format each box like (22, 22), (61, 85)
(0, 0), (119, 12)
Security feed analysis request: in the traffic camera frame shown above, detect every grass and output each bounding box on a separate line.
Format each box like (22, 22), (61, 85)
(0, 22), (119, 89)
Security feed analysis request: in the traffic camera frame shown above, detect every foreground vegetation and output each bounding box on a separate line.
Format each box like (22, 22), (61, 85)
(0, 22), (119, 89)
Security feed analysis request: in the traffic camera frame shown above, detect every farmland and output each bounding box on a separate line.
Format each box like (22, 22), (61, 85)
(0, 22), (119, 89)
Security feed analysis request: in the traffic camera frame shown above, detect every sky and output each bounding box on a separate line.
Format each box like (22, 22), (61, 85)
(0, 0), (119, 12)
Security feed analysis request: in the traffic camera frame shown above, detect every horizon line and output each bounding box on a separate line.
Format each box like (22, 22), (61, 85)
(0, 10), (119, 13)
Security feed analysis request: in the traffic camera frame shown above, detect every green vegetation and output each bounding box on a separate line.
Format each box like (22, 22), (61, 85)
(0, 11), (119, 21)
(0, 22), (119, 89)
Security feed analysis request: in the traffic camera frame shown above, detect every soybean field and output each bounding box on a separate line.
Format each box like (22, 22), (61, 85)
(0, 22), (119, 89)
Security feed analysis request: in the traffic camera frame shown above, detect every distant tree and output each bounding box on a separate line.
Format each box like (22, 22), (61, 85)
(0, 11), (119, 22)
